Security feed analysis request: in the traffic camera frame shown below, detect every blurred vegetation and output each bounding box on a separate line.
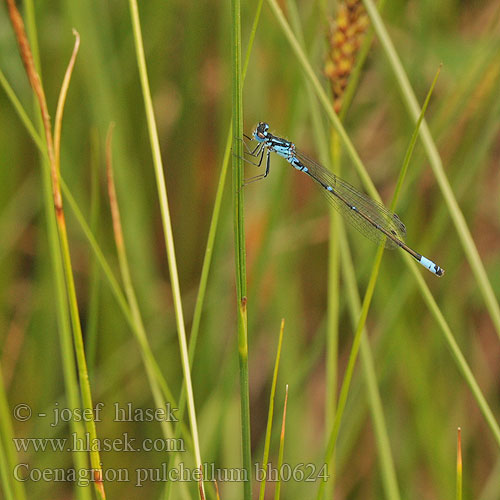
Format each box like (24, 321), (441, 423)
(1, 0), (500, 499)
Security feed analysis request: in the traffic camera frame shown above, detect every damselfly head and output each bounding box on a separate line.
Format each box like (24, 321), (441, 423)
(253, 122), (269, 142)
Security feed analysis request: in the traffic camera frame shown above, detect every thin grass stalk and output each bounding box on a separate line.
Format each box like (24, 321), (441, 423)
(105, 127), (191, 500)
(166, 130), (234, 500)
(66, 180), (199, 455)
(85, 129), (101, 375)
(5, 3), (105, 496)
(198, 469), (206, 500)
(0, 365), (26, 500)
(51, 32), (104, 499)
(238, 295), (251, 497)
(105, 126), (176, 445)
(0, 435), (15, 500)
(325, 133), (340, 497)
(127, 2), (203, 491)
(273, 385), (289, 500)
(258, 319), (285, 500)
(267, 0), (500, 451)
(0, 70), (44, 151)
(170, 5), (265, 496)
(360, 338), (401, 499)
(406, 254), (500, 448)
(53, 30), (79, 171)
(322, 0), (386, 486)
(317, 66), (441, 500)
(317, 243), (385, 500)
(336, 223), (401, 500)
(23, 38), (91, 500)
(284, 3), (341, 495)
(186, 130), (233, 367)
(390, 65), (441, 211)
(288, 1), (392, 495)
(362, 0), (500, 341)
(323, 0), (380, 488)
(45, 54), (92, 500)
(456, 428), (463, 500)
(231, 0), (247, 293)
(52, 35), (106, 500)
(177, 0), (264, 392)
(214, 480), (221, 500)
(45, 154), (91, 500)
(231, 0), (252, 497)
(62, 179), (195, 453)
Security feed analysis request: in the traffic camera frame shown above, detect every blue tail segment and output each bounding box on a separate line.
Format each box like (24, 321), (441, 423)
(419, 256), (445, 277)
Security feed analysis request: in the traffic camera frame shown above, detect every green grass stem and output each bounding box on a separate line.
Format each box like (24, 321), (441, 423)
(273, 384), (289, 500)
(85, 129), (101, 375)
(456, 428), (463, 500)
(231, 0), (252, 498)
(0, 366), (25, 500)
(258, 319), (285, 500)
(11, 4), (105, 495)
(318, 64), (449, 500)
(106, 126), (191, 499)
(128, 3), (203, 494)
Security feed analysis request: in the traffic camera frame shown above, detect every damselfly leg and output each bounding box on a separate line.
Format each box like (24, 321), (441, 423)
(242, 150), (271, 186)
(236, 135), (272, 185)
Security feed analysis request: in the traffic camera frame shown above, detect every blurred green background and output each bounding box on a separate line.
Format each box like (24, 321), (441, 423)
(1, 0), (500, 499)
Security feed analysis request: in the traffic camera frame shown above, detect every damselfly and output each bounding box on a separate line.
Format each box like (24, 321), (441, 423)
(243, 122), (444, 277)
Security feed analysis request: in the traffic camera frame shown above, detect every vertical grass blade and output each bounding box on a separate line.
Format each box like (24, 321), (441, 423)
(9, 43), (92, 500)
(5, 3), (105, 496)
(170, 3), (265, 494)
(273, 385), (289, 500)
(106, 125), (175, 443)
(85, 129), (102, 375)
(318, 64), (442, 500)
(0, 366), (25, 500)
(127, 3), (204, 495)
(456, 428), (463, 500)
(259, 319), (286, 500)
(106, 126), (193, 500)
(231, 0), (252, 498)
(0, 438), (15, 500)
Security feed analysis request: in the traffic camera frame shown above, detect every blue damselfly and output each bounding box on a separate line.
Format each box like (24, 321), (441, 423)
(243, 122), (444, 277)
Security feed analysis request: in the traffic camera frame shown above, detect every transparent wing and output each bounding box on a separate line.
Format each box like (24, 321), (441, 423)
(294, 149), (407, 249)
